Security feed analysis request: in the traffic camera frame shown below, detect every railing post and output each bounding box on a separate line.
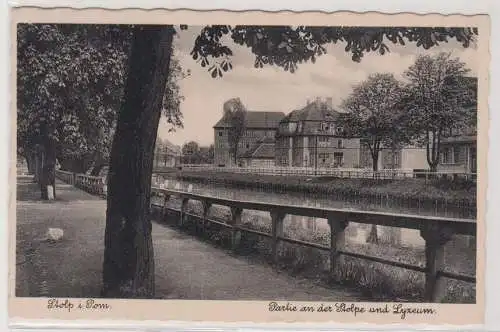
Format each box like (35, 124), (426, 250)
(229, 206), (242, 250)
(327, 215), (348, 277)
(420, 223), (454, 303)
(201, 200), (212, 236)
(271, 210), (286, 265)
(180, 197), (189, 227)
(162, 192), (170, 219)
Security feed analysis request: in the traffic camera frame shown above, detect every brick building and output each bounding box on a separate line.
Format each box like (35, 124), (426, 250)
(213, 110), (285, 167)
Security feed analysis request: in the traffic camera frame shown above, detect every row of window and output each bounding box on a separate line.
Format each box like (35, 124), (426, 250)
(320, 122), (344, 135)
(217, 130), (274, 138)
(217, 122), (345, 138)
(277, 152), (345, 166)
(318, 137), (344, 148)
(442, 146), (461, 164)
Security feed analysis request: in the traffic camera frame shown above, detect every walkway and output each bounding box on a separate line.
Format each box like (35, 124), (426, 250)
(15, 176), (363, 301)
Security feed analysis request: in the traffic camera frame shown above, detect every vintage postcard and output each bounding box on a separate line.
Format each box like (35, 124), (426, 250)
(8, 7), (489, 327)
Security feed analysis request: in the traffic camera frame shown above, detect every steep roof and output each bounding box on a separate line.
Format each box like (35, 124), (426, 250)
(213, 111), (285, 129)
(281, 100), (341, 123)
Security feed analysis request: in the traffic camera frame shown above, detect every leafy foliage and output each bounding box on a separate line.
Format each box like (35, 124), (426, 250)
(162, 56), (189, 132)
(17, 24), (187, 170)
(222, 98), (247, 164)
(179, 141), (214, 164)
(401, 52), (473, 170)
(186, 26), (477, 77)
(339, 73), (406, 171)
(17, 24), (132, 166)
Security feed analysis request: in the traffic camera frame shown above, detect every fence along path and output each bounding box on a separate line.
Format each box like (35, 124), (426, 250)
(55, 169), (477, 303)
(175, 165), (477, 181)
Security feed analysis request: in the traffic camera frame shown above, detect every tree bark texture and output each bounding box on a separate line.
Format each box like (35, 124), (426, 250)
(426, 130), (441, 173)
(39, 139), (57, 200)
(33, 148), (41, 183)
(367, 140), (380, 172)
(101, 26), (175, 299)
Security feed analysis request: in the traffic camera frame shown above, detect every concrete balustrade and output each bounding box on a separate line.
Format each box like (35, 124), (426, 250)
(151, 186), (476, 303)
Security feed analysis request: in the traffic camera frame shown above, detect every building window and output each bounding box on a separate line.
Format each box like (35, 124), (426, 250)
(218, 131), (223, 137)
(442, 147), (453, 164)
(319, 153), (329, 163)
(318, 136), (329, 142)
(334, 152), (344, 167)
(246, 143), (250, 149)
(453, 147), (461, 164)
(320, 122), (329, 132)
(337, 139), (343, 148)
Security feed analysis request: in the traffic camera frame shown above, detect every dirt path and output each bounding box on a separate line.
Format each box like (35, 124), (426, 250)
(15, 176), (362, 301)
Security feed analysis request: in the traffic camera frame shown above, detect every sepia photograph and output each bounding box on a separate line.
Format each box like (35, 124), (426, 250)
(9, 8), (488, 325)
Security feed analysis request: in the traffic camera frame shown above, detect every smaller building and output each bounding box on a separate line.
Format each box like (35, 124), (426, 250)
(214, 108), (285, 167)
(239, 137), (276, 168)
(438, 77), (477, 175)
(360, 143), (429, 171)
(439, 135), (477, 174)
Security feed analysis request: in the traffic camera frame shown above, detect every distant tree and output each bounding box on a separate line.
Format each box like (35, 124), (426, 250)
(402, 52), (473, 172)
(340, 73), (407, 172)
(223, 98), (247, 165)
(208, 144), (215, 163)
(182, 141), (201, 164)
(198, 144), (215, 164)
(153, 137), (164, 167)
(101, 25), (477, 297)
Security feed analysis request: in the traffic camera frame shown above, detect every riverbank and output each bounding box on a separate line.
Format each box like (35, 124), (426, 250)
(155, 169), (477, 218)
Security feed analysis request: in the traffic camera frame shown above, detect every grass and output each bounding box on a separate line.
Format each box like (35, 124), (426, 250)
(152, 195), (476, 303)
(158, 169), (476, 207)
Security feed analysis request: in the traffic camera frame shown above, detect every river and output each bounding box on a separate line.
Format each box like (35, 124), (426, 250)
(152, 174), (476, 250)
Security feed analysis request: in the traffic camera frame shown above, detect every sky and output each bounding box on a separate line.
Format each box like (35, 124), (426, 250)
(157, 27), (479, 147)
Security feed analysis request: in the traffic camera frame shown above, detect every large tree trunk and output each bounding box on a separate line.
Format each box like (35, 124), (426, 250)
(39, 139), (57, 200)
(33, 149), (41, 183)
(101, 26), (174, 298)
(367, 141), (380, 173)
(426, 130), (441, 174)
